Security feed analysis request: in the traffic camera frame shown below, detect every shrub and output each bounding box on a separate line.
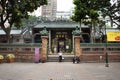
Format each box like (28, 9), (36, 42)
(6, 54), (15, 59)
(0, 55), (4, 59)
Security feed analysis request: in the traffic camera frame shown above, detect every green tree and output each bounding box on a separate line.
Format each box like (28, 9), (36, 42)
(71, 0), (87, 30)
(87, 0), (110, 43)
(101, 0), (120, 28)
(71, 0), (111, 43)
(0, 0), (47, 42)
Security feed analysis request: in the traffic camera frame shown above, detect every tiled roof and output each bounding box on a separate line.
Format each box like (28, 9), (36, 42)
(34, 22), (88, 28)
(0, 30), (21, 35)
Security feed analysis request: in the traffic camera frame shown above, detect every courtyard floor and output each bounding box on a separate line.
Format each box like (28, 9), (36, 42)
(0, 62), (120, 80)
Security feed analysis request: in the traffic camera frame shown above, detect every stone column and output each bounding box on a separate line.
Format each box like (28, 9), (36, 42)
(74, 36), (82, 57)
(49, 30), (51, 51)
(41, 36), (48, 62)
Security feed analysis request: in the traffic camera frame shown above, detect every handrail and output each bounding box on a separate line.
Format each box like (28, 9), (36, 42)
(0, 43), (42, 47)
(80, 43), (120, 47)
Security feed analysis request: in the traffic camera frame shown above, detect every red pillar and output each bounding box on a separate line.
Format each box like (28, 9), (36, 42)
(74, 36), (82, 57)
(41, 36), (48, 62)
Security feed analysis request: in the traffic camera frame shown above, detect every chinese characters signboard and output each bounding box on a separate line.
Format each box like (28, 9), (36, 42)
(107, 32), (120, 42)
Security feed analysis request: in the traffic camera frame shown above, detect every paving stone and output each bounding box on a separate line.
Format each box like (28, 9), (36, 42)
(0, 62), (120, 80)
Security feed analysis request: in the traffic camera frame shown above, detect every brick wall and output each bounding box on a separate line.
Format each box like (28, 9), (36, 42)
(81, 52), (120, 62)
(1, 51), (120, 63)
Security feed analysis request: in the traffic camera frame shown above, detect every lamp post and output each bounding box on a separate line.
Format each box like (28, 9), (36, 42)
(98, 11), (109, 67)
(104, 20), (109, 67)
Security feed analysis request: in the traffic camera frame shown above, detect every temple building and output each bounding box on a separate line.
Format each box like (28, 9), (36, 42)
(0, 21), (120, 54)
(32, 21), (90, 53)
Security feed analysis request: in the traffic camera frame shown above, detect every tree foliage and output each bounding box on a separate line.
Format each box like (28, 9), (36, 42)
(101, 0), (120, 28)
(71, 0), (111, 43)
(72, 0), (120, 28)
(0, 0), (47, 42)
(71, 0), (87, 23)
(72, 0), (111, 23)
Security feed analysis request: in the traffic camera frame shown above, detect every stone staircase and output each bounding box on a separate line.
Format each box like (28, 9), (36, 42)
(47, 55), (74, 62)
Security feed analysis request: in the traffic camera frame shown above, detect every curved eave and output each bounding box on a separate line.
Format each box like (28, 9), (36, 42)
(34, 22), (88, 29)
(0, 30), (21, 35)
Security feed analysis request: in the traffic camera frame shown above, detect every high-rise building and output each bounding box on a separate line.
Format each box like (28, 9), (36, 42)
(41, 0), (57, 19)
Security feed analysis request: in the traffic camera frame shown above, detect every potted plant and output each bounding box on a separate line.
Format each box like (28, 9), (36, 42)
(0, 55), (4, 63)
(6, 54), (15, 63)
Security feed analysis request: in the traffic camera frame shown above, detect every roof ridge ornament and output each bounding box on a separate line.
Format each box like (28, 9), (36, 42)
(39, 26), (48, 36)
(72, 26), (81, 36)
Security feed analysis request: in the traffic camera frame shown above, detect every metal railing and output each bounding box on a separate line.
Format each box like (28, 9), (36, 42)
(0, 43), (42, 52)
(80, 43), (120, 52)
(0, 43), (42, 47)
(80, 43), (120, 48)
(0, 43), (120, 54)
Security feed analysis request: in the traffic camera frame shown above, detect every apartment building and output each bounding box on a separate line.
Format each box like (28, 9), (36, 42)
(41, 0), (57, 19)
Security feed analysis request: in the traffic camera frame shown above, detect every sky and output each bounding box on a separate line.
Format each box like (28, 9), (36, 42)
(32, 0), (74, 16)
(57, 0), (74, 11)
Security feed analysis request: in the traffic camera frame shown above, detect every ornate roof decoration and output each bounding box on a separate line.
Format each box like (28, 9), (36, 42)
(39, 26), (48, 36)
(72, 26), (82, 36)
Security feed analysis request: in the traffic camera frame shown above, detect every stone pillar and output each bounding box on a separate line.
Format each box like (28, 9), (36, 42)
(41, 36), (48, 62)
(49, 30), (51, 51)
(74, 36), (82, 57)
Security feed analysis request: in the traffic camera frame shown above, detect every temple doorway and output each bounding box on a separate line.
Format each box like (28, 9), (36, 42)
(51, 30), (72, 54)
(57, 38), (66, 52)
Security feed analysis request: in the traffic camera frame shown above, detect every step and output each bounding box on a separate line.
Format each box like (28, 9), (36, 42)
(47, 55), (74, 62)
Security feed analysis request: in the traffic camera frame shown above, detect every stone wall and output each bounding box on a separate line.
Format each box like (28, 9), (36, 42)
(1, 52), (120, 63)
(81, 53), (120, 62)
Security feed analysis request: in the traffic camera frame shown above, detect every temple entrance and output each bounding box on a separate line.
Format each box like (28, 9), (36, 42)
(57, 38), (66, 52)
(51, 30), (73, 54)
